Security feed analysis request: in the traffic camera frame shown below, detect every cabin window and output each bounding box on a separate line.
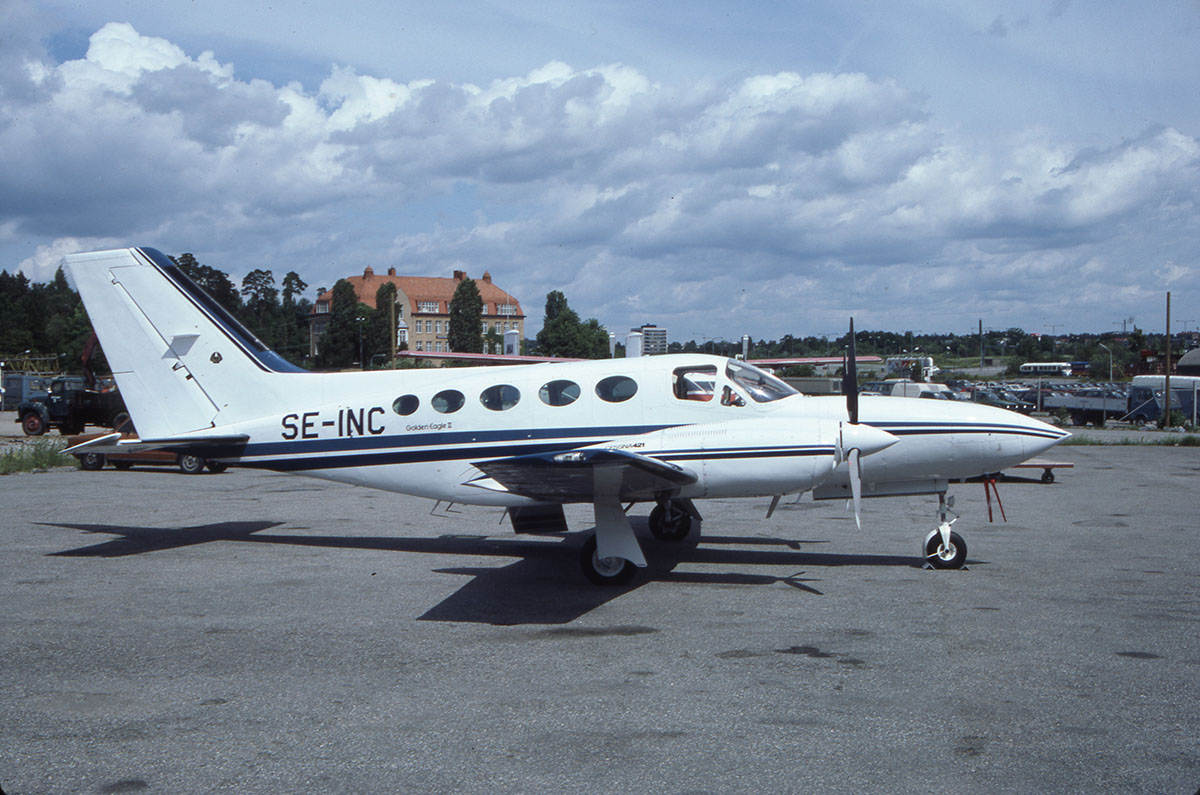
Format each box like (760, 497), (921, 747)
(392, 395), (420, 416)
(431, 389), (465, 414)
(725, 360), (798, 403)
(596, 375), (638, 403)
(480, 384), (520, 411)
(673, 365), (717, 401)
(539, 379), (581, 406)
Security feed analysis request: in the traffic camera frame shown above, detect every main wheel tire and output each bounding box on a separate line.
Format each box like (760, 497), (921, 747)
(579, 536), (636, 586)
(206, 461), (228, 473)
(1041, 469), (1055, 484)
(178, 454), (205, 475)
(924, 530), (968, 569)
(649, 502), (692, 542)
(21, 412), (46, 436)
(78, 452), (106, 471)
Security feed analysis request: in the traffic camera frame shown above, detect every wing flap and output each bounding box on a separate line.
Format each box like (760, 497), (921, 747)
(470, 448), (697, 502)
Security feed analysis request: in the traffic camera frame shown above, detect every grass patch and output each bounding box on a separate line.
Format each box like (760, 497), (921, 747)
(1061, 434), (1200, 447)
(0, 438), (74, 474)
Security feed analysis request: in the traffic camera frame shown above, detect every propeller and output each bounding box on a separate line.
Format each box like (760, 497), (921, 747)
(842, 317), (859, 425)
(838, 317), (871, 529)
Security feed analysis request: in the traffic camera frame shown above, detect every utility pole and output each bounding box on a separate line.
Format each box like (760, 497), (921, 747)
(1164, 292), (1171, 427)
(978, 319), (984, 370)
(390, 290), (397, 367)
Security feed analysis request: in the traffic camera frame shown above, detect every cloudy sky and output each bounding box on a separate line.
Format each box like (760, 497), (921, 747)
(3, 0), (1199, 341)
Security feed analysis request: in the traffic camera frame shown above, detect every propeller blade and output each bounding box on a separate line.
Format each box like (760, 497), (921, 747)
(843, 317), (858, 424)
(848, 447), (863, 529)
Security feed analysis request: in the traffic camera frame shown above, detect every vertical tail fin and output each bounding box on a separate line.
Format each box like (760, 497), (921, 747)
(65, 247), (302, 439)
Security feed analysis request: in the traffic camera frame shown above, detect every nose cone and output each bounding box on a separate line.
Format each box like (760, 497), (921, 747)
(1021, 413), (1071, 457)
(842, 422), (899, 458)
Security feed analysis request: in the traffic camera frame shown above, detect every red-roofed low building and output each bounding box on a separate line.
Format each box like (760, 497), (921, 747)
(308, 267), (525, 358)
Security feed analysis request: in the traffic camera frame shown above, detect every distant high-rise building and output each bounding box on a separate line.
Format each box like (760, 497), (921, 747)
(635, 324), (668, 355)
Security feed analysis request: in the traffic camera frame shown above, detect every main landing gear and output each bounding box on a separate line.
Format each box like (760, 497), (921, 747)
(578, 498), (699, 585)
(579, 536), (637, 586)
(648, 499), (694, 542)
(923, 493), (968, 569)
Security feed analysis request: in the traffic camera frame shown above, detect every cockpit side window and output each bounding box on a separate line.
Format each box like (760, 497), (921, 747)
(672, 365), (718, 402)
(725, 360), (799, 403)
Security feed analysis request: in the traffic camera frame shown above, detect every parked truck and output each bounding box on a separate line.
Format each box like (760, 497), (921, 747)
(16, 376), (128, 436)
(1041, 388), (1128, 427)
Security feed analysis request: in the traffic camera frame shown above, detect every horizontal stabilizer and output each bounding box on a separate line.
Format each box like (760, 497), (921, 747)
(64, 432), (250, 456)
(471, 448), (697, 502)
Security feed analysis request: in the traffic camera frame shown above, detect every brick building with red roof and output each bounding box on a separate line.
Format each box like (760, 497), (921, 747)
(308, 266), (525, 358)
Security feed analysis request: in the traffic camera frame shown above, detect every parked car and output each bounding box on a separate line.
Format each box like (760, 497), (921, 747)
(68, 430), (227, 474)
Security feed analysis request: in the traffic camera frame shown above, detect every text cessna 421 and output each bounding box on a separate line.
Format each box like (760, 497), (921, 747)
(65, 248), (1069, 585)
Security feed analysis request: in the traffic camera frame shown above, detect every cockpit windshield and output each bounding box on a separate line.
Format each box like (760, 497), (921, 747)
(725, 360), (799, 403)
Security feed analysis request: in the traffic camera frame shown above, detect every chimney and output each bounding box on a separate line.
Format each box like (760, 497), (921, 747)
(482, 271), (492, 284)
(363, 266), (374, 278)
(453, 270), (466, 281)
(387, 267), (396, 276)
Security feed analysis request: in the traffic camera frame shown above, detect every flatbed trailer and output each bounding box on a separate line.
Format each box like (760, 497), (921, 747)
(1007, 458), (1074, 484)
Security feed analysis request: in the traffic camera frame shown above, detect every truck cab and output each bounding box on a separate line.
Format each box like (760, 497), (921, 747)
(16, 376), (127, 436)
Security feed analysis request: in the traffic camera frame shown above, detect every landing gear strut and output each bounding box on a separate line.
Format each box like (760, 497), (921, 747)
(924, 493), (968, 569)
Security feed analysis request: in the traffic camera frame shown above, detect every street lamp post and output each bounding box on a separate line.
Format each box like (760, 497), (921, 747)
(356, 315), (366, 370)
(1099, 343), (1113, 384)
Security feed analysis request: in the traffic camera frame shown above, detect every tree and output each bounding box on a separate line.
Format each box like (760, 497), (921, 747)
(317, 280), (363, 369)
(536, 291), (609, 358)
(174, 253), (241, 314)
(240, 269), (280, 347)
(448, 278), (483, 353)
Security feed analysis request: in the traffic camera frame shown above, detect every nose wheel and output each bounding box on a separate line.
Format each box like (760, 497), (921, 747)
(923, 527), (968, 569)
(923, 493), (968, 569)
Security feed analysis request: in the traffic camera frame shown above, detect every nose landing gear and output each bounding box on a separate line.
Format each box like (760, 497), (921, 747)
(923, 493), (968, 569)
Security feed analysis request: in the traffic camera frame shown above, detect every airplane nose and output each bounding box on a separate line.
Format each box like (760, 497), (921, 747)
(840, 422), (899, 458)
(1022, 415), (1071, 456)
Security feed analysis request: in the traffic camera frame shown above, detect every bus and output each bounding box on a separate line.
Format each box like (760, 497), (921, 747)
(1019, 362), (1073, 377)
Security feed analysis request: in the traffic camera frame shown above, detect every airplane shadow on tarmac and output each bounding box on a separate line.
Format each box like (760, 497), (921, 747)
(42, 520), (920, 625)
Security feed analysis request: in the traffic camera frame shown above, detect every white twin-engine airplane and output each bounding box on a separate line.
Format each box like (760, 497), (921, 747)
(65, 248), (1069, 585)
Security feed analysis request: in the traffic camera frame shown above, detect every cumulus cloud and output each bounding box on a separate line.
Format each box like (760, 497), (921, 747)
(2, 20), (1198, 337)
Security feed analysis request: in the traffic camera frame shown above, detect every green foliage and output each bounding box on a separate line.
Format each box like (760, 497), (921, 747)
(0, 439), (71, 474)
(448, 278), (483, 353)
(175, 253), (241, 314)
(317, 280), (365, 369)
(0, 266), (97, 372)
(535, 291), (609, 358)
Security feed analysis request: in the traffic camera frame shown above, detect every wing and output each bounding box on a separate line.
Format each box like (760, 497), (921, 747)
(468, 448), (697, 502)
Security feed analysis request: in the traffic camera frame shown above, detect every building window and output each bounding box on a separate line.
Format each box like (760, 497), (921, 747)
(498, 304), (516, 316)
(435, 320), (442, 334)
(418, 301), (439, 313)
